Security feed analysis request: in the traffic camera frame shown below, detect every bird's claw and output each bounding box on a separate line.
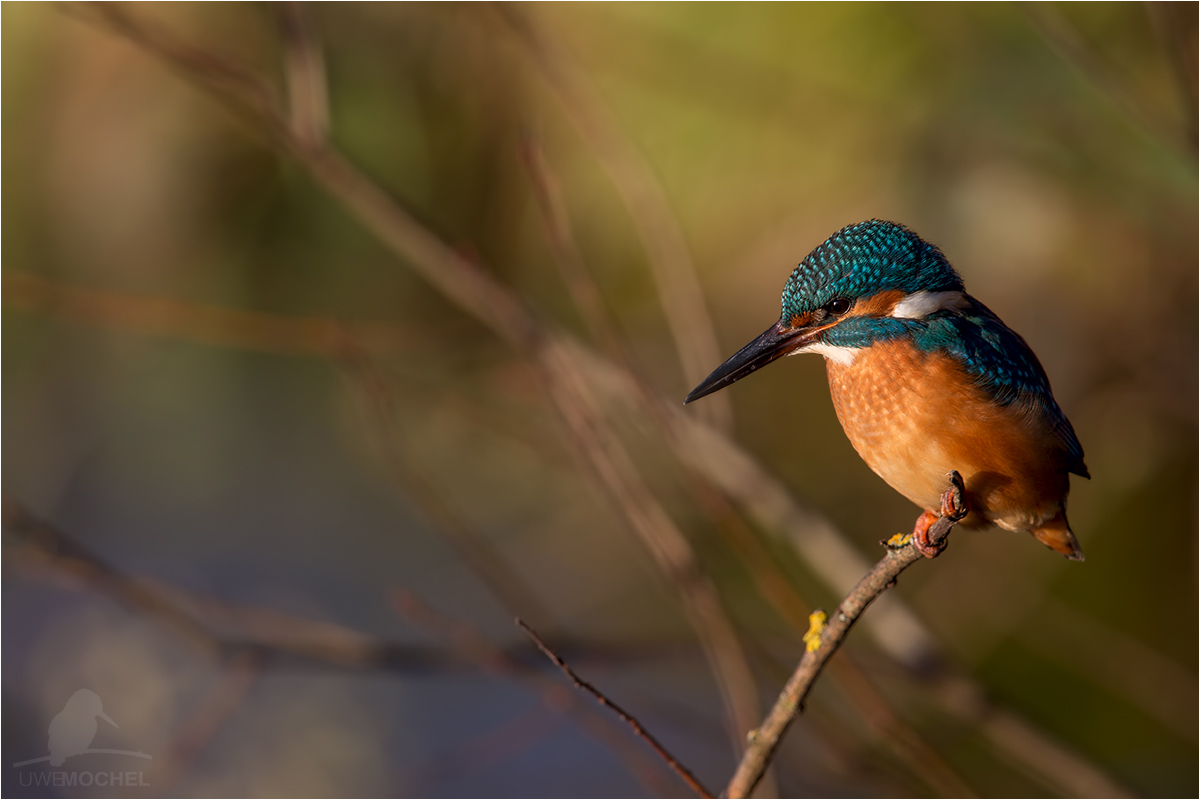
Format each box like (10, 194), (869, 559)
(911, 471), (968, 558)
(940, 469), (968, 522)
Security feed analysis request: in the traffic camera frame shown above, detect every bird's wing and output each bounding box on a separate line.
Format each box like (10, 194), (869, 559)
(919, 299), (1089, 478)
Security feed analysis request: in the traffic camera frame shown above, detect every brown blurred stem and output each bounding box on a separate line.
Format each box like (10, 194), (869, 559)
(496, 5), (733, 431)
(156, 649), (264, 794)
(539, 338), (764, 754)
(519, 131), (628, 364)
(2, 269), (437, 356)
(278, 1), (329, 148)
(338, 340), (556, 626)
(725, 472), (968, 799)
(1022, 3), (1196, 156)
(518, 618), (714, 799)
(3, 495), (530, 674)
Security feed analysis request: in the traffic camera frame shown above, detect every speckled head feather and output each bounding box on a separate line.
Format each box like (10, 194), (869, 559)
(781, 220), (964, 318)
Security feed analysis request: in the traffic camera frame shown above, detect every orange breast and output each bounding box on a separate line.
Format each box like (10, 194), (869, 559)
(824, 340), (1072, 533)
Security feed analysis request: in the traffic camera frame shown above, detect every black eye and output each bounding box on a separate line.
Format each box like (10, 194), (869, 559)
(826, 297), (852, 315)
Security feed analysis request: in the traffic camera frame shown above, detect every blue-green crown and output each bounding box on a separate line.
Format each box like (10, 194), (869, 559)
(781, 220), (964, 317)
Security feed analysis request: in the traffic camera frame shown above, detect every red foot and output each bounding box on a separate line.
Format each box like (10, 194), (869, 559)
(911, 509), (942, 558)
(912, 471), (969, 559)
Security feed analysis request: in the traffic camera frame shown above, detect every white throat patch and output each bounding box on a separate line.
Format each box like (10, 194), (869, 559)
(792, 341), (859, 366)
(891, 290), (968, 320)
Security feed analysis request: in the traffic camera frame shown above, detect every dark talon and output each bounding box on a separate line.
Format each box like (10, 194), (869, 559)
(941, 470), (968, 522)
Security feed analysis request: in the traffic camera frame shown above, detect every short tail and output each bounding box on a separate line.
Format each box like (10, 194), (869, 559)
(1031, 513), (1085, 561)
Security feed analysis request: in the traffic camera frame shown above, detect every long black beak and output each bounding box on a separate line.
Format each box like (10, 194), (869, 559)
(684, 319), (812, 404)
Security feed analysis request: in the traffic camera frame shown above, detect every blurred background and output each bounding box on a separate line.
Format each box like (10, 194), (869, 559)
(3, 2), (1196, 797)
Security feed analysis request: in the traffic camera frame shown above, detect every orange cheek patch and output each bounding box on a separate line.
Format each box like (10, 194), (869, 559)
(848, 289), (906, 318)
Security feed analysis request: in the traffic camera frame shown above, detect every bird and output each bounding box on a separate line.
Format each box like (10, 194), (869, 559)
(47, 689), (118, 766)
(685, 220), (1088, 560)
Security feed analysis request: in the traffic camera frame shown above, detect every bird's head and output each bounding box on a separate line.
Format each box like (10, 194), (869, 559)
(685, 220), (967, 403)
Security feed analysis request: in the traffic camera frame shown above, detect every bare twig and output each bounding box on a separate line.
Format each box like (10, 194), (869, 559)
(725, 473), (968, 799)
(518, 618), (714, 799)
(393, 591), (689, 797)
(684, 486), (975, 796)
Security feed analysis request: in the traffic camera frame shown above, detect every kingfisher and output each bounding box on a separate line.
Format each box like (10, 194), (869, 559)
(685, 220), (1088, 560)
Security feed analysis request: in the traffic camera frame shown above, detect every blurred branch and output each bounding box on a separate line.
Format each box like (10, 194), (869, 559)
(1020, 599), (1198, 742)
(1021, 2), (1196, 156)
(3, 496), (512, 673)
(495, 5), (733, 431)
(518, 618), (714, 799)
(519, 131), (628, 363)
(539, 338), (765, 758)
(2, 496), (221, 656)
(971, 702), (1130, 799)
(63, 1), (288, 140)
(278, 1), (329, 148)
(1145, 1), (1199, 150)
(338, 340), (556, 626)
(824, 655), (976, 798)
(156, 649), (264, 794)
(4, 495), (707, 678)
(725, 473), (968, 799)
(2, 269), (438, 356)
(405, 703), (570, 794)
(522, 121), (768, 756)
